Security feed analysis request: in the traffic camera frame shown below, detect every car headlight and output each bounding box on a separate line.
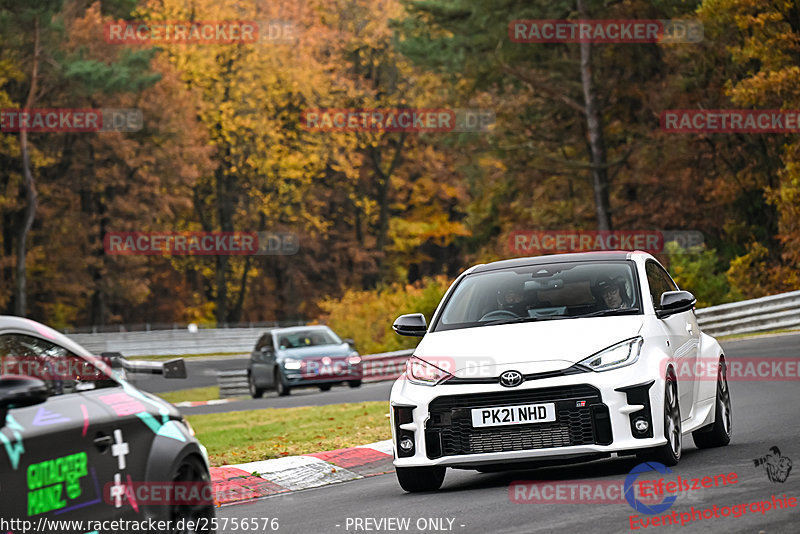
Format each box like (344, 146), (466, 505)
(283, 358), (303, 370)
(579, 337), (643, 372)
(405, 356), (453, 386)
(347, 353), (361, 365)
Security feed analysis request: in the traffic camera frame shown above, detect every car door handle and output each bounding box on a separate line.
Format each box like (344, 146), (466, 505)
(94, 434), (112, 451)
(686, 323), (694, 334)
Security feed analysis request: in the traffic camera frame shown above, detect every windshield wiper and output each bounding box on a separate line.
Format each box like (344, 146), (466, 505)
(572, 307), (641, 319)
(481, 316), (564, 327)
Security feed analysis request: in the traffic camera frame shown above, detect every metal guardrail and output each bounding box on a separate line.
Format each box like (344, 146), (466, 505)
(69, 328), (273, 357)
(62, 319), (307, 335)
(218, 370), (250, 398)
(64, 290), (799, 380)
(695, 290), (800, 337)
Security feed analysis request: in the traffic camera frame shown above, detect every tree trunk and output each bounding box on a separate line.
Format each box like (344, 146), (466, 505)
(372, 132), (407, 255)
(14, 17), (41, 316)
(577, 0), (612, 231)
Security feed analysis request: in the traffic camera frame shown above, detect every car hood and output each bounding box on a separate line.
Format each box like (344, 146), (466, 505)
(415, 316), (644, 377)
(280, 343), (353, 359)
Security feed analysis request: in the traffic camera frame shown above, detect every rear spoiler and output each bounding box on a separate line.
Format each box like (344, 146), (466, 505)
(99, 352), (187, 379)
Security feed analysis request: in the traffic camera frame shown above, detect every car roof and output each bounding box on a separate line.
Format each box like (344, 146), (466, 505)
(270, 325), (332, 335)
(470, 251), (636, 274)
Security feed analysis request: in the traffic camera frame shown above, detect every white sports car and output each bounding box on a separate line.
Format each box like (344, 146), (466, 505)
(389, 251), (732, 492)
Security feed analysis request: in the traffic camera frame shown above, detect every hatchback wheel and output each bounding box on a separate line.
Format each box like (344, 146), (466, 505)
(651, 374), (682, 466)
(275, 369), (291, 396)
(693, 359), (732, 448)
(249, 373), (264, 399)
(396, 466), (446, 492)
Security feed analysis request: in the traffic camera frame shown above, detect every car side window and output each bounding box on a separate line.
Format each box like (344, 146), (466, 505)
(645, 261), (678, 309)
(264, 335), (275, 354)
(0, 333), (114, 396)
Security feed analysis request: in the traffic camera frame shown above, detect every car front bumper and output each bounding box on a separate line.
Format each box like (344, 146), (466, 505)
(390, 361), (670, 468)
(285, 366), (363, 386)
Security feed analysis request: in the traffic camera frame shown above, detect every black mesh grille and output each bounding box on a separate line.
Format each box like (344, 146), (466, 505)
(425, 384), (610, 458)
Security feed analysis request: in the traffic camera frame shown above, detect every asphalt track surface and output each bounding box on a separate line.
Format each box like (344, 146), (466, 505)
(213, 332), (800, 534)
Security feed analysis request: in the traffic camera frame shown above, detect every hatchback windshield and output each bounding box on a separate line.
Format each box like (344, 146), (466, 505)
(433, 261), (640, 332)
(276, 329), (342, 349)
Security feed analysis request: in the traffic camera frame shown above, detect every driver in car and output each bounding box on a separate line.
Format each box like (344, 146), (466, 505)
(496, 285), (529, 316)
(596, 277), (629, 310)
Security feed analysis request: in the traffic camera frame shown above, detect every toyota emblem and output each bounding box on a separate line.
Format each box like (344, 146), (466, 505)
(499, 370), (523, 387)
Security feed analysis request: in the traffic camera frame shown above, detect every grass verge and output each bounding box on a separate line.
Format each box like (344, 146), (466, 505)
(186, 401), (391, 467)
(156, 386), (220, 404)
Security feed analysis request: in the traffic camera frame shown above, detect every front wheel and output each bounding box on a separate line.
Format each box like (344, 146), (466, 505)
(396, 466), (446, 492)
(319, 384), (332, 392)
(275, 369), (291, 396)
(249, 373), (264, 399)
(168, 455), (214, 533)
(652, 374), (682, 466)
(693, 359), (732, 448)
(348, 380), (362, 388)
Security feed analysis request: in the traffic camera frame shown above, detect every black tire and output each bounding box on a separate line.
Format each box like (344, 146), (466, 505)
(249, 372), (264, 399)
(275, 368), (291, 396)
(650, 373), (682, 466)
(319, 383), (332, 391)
(348, 380), (362, 388)
(396, 466), (446, 492)
(168, 454), (214, 533)
(693, 359), (732, 449)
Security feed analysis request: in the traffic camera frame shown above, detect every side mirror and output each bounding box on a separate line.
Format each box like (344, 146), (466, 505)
(656, 290), (696, 319)
(392, 313), (427, 337)
(343, 338), (356, 349)
(0, 376), (49, 424)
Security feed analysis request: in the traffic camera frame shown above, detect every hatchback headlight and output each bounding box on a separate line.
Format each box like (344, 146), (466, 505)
(405, 356), (453, 386)
(347, 353), (361, 365)
(283, 358), (303, 370)
(579, 337), (643, 372)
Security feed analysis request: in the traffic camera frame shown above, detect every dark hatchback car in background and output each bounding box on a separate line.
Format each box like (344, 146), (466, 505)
(0, 316), (213, 532)
(247, 325), (362, 397)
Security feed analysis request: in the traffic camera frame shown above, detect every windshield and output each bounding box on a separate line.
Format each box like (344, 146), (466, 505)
(276, 329), (342, 350)
(432, 261), (640, 332)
